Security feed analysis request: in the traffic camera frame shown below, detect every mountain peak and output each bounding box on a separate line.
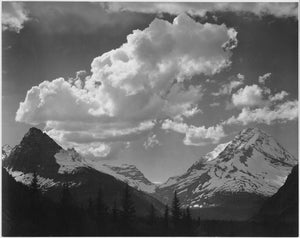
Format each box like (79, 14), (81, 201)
(24, 127), (44, 137)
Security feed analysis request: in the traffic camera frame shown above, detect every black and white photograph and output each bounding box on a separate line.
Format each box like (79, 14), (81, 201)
(2, 1), (298, 236)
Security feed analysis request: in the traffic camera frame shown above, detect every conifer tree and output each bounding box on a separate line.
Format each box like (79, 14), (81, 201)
(183, 206), (193, 235)
(112, 200), (118, 223)
(171, 191), (181, 227)
(96, 187), (108, 221)
(121, 184), (135, 234)
(95, 187), (108, 234)
(148, 204), (156, 226)
(163, 204), (169, 232)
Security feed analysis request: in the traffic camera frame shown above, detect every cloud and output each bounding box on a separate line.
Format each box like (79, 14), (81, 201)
(269, 91), (289, 102)
(104, 2), (298, 18)
(231, 84), (267, 108)
(143, 134), (161, 149)
(212, 73), (245, 96)
(258, 72), (272, 84)
(16, 14), (236, 157)
(162, 119), (225, 146)
(2, 2), (29, 33)
(210, 102), (220, 107)
(225, 100), (298, 125)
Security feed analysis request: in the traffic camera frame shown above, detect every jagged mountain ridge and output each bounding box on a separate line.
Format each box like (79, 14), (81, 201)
(156, 128), (297, 211)
(2, 127), (164, 215)
(3, 128), (156, 193)
(101, 164), (157, 193)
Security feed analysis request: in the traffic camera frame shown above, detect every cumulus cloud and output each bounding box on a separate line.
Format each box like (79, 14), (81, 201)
(16, 14), (236, 157)
(104, 2), (298, 18)
(162, 119), (225, 146)
(2, 2), (29, 33)
(225, 100), (298, 125)
(269, 91), (289, 102)
(225, 80), (297, 126)
(258, 72), (272, 84)
(212, 73), (245, 96)
(143, 134), (161, 149)
(232, 84), (267, 107)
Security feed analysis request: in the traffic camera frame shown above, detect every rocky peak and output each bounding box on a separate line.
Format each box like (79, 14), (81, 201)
(3, 127), (62, 176)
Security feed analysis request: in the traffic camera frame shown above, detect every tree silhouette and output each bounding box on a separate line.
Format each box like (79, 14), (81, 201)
(171, 191), (181, 227)
(29, 171), (41, 234)
(148, 204), (156, 226)
(59, 183), (73, 235)
(112, 200), (118, 223)
(183, 206), (193, 235)
(95, 187), (108, 234)
(163, 204), (169, 233)
(121, 184), (135, 234)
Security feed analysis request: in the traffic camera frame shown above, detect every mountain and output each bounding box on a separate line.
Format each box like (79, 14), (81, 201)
(101, 164), (157, 193)
(253, 165), (298, 224)
(2, 144), (12, 160)
(2, 127), (164, 215)
(155, 128), (297, 220)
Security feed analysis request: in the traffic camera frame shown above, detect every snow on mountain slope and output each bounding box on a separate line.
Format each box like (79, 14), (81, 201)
(54, 148), (89, 174)
(2, 128), (156, 193)
(89, 163), (157, 193)
(2, 144), (12, 160)
(157, 128), (297, 208)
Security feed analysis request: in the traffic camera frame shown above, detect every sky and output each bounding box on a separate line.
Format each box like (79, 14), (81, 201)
(2, 2), (298, 183)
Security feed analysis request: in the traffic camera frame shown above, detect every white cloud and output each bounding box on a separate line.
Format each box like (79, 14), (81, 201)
(225, 100), (298, 125)
(232, 84), (266, 107)
(258, 72), (272, 84)
(143, 134), (161, 149)
(181, 105), (202, 118)
(269, 91), (289, 102)
(104, 2), (298, 18)
(2, 2), (29, 33)
(236, 73), (245, 81)
(16, 14), (236, 156)
(213, 73), (245, 96)
(162, 119), (225, 146)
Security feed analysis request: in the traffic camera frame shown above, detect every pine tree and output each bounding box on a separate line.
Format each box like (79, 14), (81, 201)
(171, 191), (181, 227)
(163, 204), (169, 232)
(148, 204), (156, 226)
(121, 184), (135, 234)
(112, 200), (118, 223)
(30, 171), (38, 192)
(183, 207), (193, 235)
(29, 171), (41, 234)
(96, 187), (108, 221)
(59, 183), (73, 235)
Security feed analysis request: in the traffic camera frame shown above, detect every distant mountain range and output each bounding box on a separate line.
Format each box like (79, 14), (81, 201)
(2, 127), (298, 220)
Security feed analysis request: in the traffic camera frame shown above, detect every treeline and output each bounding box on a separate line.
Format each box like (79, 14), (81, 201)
(2, 169), (298, 236)
(2, 170), (200, 236)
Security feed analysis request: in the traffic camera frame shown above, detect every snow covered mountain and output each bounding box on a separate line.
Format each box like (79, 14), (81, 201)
(156, 128), (297, 215)
(2, 127), (164, 214)
(101, 164), (157, 193)
(2, 127), (156, 193)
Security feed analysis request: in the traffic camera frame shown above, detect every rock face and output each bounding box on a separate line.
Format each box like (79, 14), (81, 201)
(102, 164), (157, 193)
(2, 144), (12, 160)
(253, 165), (298, 223)
(2, 127), (164, 215)
(155, 128), (297, 220)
